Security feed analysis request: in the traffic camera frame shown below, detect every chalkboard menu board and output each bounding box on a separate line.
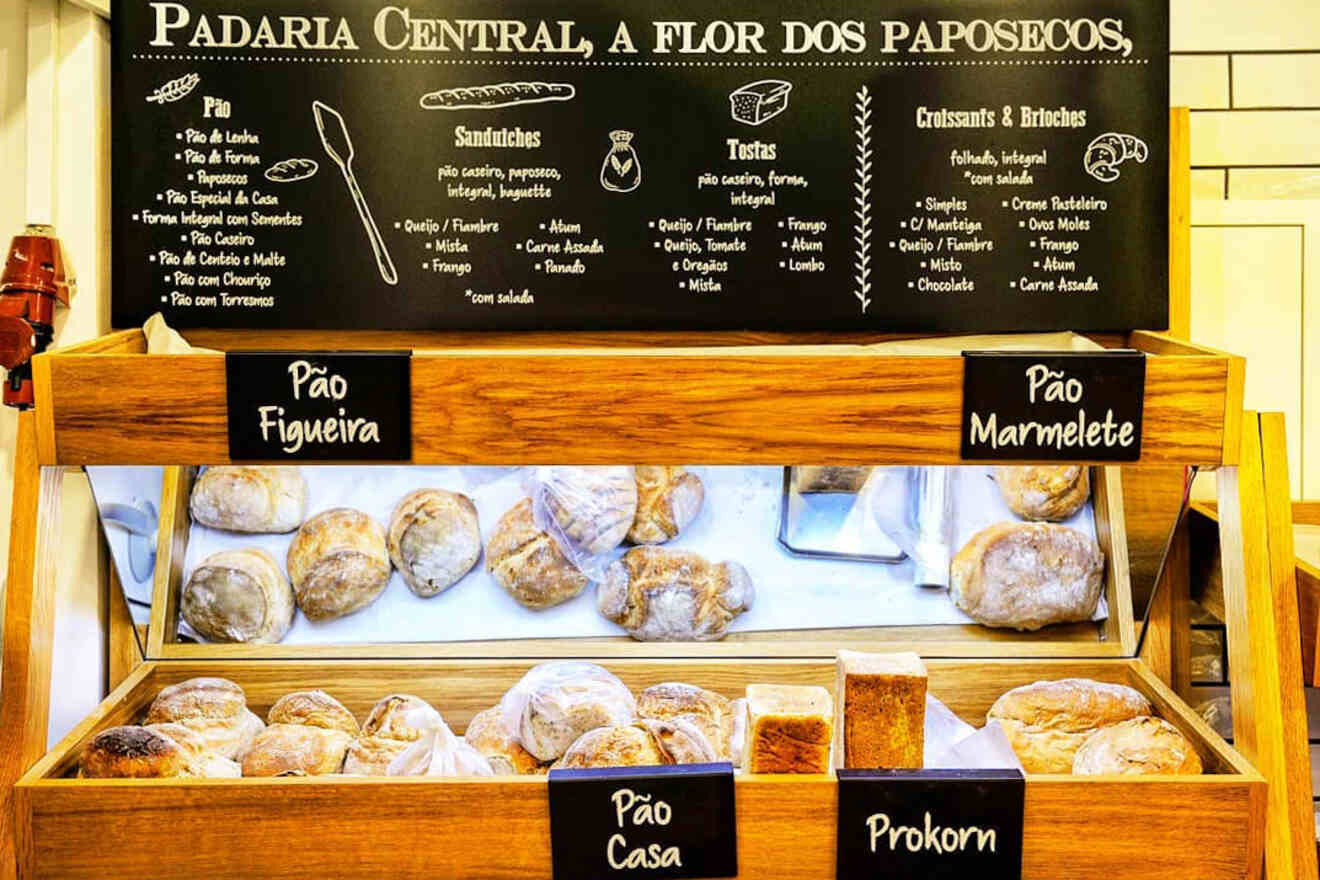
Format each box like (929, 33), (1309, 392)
(112, 0), (1169, 332)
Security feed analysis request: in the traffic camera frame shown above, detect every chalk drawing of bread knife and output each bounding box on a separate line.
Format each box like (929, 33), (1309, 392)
(312, 100), (398, 286)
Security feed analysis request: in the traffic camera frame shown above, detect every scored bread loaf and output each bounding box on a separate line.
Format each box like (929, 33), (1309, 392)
(745, 684), (833, 774)
(242, 690), (360, 777)
(286, 508), (391, 621)
(597, 547), (754, 641)
(1072, 717), (1203, 776)
(344, 694), (445, 776)
(950, 522), (1104, 631)
(387, 489), (482, 598)
(835, 651), (927, 770)
(637, 683), (739, 762)
(994, 466), (1091, 522)
(987, 679), (1153, 773)
(628, 466), (704, 545)
(144, 677), (265, 760)
(554, 719), (717, 769)
(463, 706), (544, 775)
(487, 498), (590, 610)
(534, 465), (638, 556)
(190, 466), (307, 533)
(181, 548), (296, 644)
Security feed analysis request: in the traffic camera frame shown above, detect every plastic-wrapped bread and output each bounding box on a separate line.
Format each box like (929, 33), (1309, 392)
(1073, 717), (1203, 776)
(987, 679), (1152, 773)
(241, 690), (359, 777)
(181, 549), (296, 644)
(554, 719), (718, 769)
(464, 706), (544, 775)
(387, 719), (494, 777)
(144, 677), (265, 760)
(344, 694), (445, 776)
(835, 651), (927, 770)
(637, 683), (740, 761)
(628, 467), (704, 545)
(79, 724), (240, 779)
(487, 498), (590, 610)
(387, 489), (482, 598)
(498, 661), (637, 762)
(598, 547), (754, 641)
(190, 466), (307, 533)
(951, 522), (1104, 631)
(745, 684), (833, 774)
(532, 465), (638, 556)
(994, 466), (1091, 521)
(286, 508), (391, 621)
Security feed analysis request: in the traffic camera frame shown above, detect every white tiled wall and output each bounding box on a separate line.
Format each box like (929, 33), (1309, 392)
(1174, 0), (1320, 498)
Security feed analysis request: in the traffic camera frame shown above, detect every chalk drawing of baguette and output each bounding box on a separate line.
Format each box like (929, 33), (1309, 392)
(419, 81), (576, 110)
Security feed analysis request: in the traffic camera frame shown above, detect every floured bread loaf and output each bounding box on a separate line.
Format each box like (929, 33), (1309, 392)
(181, 548), (295, 644)
(144, 677), (265, 760)
(242, 690), (360, 777)
(287, 508), (391, 621)
(487, 498), (591, 610)
(535, 465), (638, 556)
(951, 522), (1104, 631)
(791, 466), (873, 494)
(1073, 717), (1203, 776)
(598, 547), (754, 641)
(987, 679), (1152, 773)
(387, 489), (482, 598)
(79, 724), (239, 779)
(994, 466), (1091, 521)
(835, 651), (927, 770)
(745, 684), (833, 774)
(344, 694), (445, 776)
(190, 466), (307, 533)
(464, 706), (544, 775)
(637, 683), (739, 761)
(628, 466), (704, 545)
(555, 719), (717, 769)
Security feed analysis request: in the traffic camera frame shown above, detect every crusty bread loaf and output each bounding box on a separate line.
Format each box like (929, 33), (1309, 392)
(344, 694), (444, 776)
(554, 719), (717, 769)
(144, 677), (264, 760)
(241, 723), (354, 777)
(267, 690), (360, 735)
(597, 547), (754, 641)
(745, 684), (833, 774)
(486, 498), (590, 610)
(145, 723), (242, 777)
(181, 548), (295, 644)
(190, 466), (307, 533)
(987, 679), (1153, 773)
(387, 489), (482, 597)
(994, 466), (1091, 522)
(628, 466), (704, 545)
(286, 508), (391, 621)
(791, 466), (873, 494)
(535, 465), (637, 555)
(463, 706), (544, 775)
(835, 651), (927, 770)
(950, 522), (1104, 631)
(1073, 717), (1203, 776)
(506, 661), (637, 762)
(79, 724), (239, 778)
(637, 683), (738, 761)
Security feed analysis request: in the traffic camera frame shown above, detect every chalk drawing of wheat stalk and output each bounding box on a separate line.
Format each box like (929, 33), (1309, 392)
(853, 86), (873, 315)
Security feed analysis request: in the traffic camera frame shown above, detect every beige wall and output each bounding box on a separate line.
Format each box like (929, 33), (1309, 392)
(1173, 0), (1320, 498)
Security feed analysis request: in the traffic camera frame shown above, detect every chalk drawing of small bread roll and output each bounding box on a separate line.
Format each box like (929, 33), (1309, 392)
(419, 81), (576, 110)
(1085, 132), (1148, 183)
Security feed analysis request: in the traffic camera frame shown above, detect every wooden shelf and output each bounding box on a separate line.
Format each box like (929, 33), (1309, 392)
(32, 329), (1243, 467)
(15, 658), (1264, 880)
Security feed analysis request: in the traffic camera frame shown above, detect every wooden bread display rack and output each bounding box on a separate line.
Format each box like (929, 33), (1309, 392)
(0, 111), (1310, 880)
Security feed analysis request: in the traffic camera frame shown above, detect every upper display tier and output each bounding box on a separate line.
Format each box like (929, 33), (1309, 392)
(110, 0), (1169, 332)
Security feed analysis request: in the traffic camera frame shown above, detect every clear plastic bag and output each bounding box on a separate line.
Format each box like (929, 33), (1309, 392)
(497, 661), (637, 762)
(528, 466), (638, 580)
(867, 467), (953, 588)
(387, 719), (495, 778)
(922, 694), (1023, 771)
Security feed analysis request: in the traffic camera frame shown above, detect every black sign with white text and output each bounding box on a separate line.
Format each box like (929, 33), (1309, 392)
(547, 763), (737, 880)
(225, 351), (412, 460)
(960, 350), (1146, 461)
(113, 0), (1168, 332)
(836, 769), (1025, 880)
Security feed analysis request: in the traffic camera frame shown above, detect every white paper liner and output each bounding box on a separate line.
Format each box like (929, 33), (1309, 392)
(923, 694), (1024, 771)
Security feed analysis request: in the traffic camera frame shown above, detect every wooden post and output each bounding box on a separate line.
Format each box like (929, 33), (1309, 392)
(0, 413), (63, 880)
(1219, 413), (1318, 880)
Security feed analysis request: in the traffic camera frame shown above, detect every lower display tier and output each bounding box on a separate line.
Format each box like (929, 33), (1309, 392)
(16, 658), (1262, 879)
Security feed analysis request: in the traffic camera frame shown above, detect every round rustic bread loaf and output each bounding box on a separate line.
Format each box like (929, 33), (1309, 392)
(554, 719), (717, 769)
(463, 706), (544, 775)
(1073, 717), (1204, 776)
(987, 678), (1153, 773)
(628, 466), (704, 545)
(994, 466), (1091, 521)
(637, 682), (738, 761)
(144, 677), (265, 760)
(502, 661), (637, 762)
(79, 723), (239, 779)
(387, 489), (482, 597)
(182, 548), (295, 644)
(487, 498), (590, 610)
(344, 694), (444, 776)
(286, 508), (391, 621)
(598, 547), (754, 641)
(190, 466), (307, 533)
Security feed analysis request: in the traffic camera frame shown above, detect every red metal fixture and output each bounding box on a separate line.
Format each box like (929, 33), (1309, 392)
(0, 225), (75, 409)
